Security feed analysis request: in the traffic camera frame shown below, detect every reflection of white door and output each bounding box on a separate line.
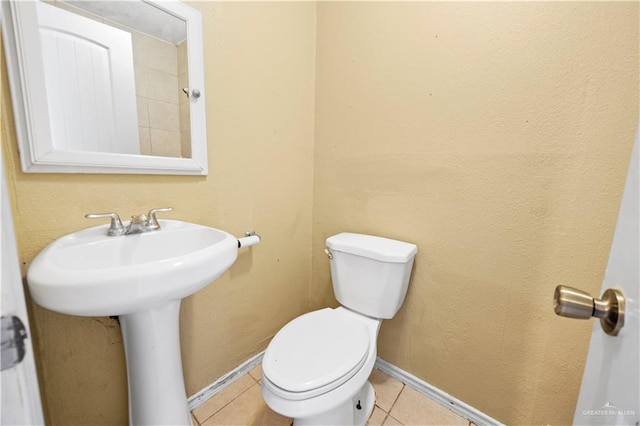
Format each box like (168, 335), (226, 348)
(37, 1), (139, 154)
(573, 130), (639, 425)
(1, 150), (44, 424)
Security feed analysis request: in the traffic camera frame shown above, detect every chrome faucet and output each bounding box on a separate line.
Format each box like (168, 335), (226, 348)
(125, 214), (150, 235)
(85, 207), (173, 236)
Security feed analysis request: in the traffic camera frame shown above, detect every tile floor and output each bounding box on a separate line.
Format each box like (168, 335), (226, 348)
(191, 364), (472, 426)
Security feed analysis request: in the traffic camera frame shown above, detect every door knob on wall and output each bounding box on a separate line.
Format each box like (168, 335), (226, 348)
(553, 285), (625, 336)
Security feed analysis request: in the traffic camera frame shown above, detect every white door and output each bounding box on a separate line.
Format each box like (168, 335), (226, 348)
(1, 148), (44, 423)
(36, 1), (139, 154)
(573, 129), (639, 424)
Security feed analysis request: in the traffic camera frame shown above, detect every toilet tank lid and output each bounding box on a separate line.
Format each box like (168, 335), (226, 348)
(326, 233), (417, 263)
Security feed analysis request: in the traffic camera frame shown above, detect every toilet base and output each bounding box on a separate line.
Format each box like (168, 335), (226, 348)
(294, 381), (375, 426)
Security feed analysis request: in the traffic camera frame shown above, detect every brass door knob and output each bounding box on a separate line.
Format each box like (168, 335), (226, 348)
(554, 285), (625, 336)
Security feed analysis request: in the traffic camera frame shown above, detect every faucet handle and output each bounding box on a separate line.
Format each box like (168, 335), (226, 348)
(147, 207), (173, 230)
(85, 212), (125, 236)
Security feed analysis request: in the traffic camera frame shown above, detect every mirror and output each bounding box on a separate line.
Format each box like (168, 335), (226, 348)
(2, 0), (208, 175)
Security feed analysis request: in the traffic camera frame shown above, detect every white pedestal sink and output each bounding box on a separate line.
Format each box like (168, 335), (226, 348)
(27, 220), (239, 425)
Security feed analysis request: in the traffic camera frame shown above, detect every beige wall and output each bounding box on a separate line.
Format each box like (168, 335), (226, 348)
(1, 2), (316, 424)
(312, 2), (638, 425)
(3, 1), (639, 425)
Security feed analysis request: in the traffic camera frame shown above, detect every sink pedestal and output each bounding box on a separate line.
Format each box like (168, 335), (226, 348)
(120, 300), (191, 425)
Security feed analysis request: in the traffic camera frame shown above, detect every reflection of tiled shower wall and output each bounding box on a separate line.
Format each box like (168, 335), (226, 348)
(178, 42), (191, 158)
(133, 34), (186, 158)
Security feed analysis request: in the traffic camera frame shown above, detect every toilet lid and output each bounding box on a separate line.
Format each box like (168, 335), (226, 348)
(263, 309), (370, 393)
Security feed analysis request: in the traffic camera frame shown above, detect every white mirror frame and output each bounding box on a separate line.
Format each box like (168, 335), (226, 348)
(1, 0), (208, 175)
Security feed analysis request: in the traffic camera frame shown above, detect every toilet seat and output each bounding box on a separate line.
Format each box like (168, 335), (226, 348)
(263, 308), (371, 399)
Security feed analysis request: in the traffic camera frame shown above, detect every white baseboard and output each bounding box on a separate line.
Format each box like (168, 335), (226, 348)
(187, 352), (502, 426)
(374, 358), (503, 426)
(187, 351), (265, 411)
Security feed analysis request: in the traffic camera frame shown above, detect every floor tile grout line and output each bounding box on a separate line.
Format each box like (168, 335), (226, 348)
(194, 381), (259, 425)
(248, 365), (263, 384)
(193, 367), (260, 423)
(385, 412), (403, 425)
(373, 403), (390, 425)
(386, 383), (406, 419)
(198, 385), (254, 426)
(375, 403), (388, 415)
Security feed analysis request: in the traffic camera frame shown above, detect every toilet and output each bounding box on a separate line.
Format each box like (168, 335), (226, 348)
(261, 232), (417, 426)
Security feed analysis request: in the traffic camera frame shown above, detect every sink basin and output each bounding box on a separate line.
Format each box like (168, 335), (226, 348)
(26, 219), (241, 425)
(28, 220), (238, 316)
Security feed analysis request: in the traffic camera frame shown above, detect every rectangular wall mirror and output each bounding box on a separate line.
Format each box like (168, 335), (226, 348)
(2, 0), (208, 175)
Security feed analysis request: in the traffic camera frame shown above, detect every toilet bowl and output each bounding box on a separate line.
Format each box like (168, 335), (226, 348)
(262, 307), (380, 425)
(261, 233), (417, 426)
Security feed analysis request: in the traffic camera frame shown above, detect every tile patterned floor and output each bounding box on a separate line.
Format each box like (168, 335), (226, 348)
(191, 364), (472, 426)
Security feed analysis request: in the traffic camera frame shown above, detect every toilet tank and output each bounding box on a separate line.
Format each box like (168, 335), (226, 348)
(325, 233), (417, 319)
